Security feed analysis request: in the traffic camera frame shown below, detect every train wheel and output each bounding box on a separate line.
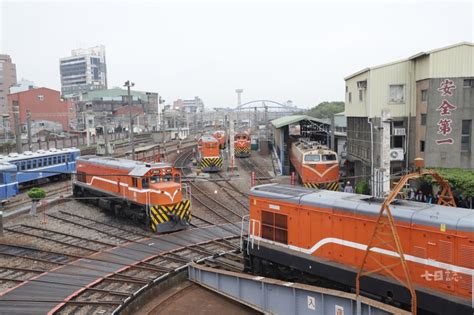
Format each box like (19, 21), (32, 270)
(113, 204), (122, 217)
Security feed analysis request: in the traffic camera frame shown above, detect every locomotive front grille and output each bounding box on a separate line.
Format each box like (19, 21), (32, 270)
(200, 157), (223, 169)
(235, 147), (250, 156)
(150, 199), (191, 232)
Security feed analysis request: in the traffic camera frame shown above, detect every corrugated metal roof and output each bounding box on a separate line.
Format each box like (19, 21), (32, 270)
(271, 115), (329, 129)
(345, 42), (473, 80)
(81, 88), (149, 102)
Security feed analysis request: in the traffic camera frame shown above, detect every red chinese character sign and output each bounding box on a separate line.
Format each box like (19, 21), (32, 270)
(436, 100), (457, 116)
(437, 118), (453, 135)
(435, 79), (457, 145)
(436, 79), (456, 96)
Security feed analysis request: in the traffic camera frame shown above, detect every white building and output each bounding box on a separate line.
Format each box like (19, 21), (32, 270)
(10, 78), (37, 94)
(59, 45), (107, 97)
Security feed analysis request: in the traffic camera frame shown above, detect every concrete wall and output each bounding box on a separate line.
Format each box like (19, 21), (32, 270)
(424, 77), (473, 169)
(415, 79), (430, 159)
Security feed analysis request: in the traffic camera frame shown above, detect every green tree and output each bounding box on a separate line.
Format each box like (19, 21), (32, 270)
(306, 101), (345, 119)
(426, 168), (474, 198)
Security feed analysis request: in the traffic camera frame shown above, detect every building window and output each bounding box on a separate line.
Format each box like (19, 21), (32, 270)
(463, 79), (474, 88)
(345, 86), (348, 93)
(421, 114), (427, 126)
(37, 94), (44, 101)
(389, 85), (405, 103)
(420, 141), (425, 152)
(461, 120), (471, 152)
(421, 89), (428, 102)
(359, 89), (363, 101)
(348, 92), (352, 103)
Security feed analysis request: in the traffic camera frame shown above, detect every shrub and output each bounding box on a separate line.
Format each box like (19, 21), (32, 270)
(27, 188), (46, 200)
(356, 180), (370, 195)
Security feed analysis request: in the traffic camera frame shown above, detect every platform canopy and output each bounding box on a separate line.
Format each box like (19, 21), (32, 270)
(271, 115), (329, 129)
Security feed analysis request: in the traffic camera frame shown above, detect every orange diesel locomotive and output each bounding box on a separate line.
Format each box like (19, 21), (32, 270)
(73, 156), (191, 233)
(245, 184), (473, 314)
(234, 132), (251, 158)
(290, 139), (340, 191)
(212, 130), (227, 149)
(197, 135), (223, 172)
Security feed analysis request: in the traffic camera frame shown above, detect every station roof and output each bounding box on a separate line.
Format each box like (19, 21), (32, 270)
(271, 115), (330, 129)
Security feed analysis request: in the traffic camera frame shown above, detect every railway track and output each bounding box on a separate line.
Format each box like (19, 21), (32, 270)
(0, 204), (244, 314)
(55, 237), (241, 315)
(238, 157), (273, 184)
(2, 184), (72, 213)
(188, 182), (243, 225)
(213, 173), (249, 210)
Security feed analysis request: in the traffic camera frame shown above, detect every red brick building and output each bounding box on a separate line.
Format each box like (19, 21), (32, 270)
(7, 87), (75, 134)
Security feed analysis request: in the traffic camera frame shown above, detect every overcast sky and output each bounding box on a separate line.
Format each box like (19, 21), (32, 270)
(1, 0), (473, 109)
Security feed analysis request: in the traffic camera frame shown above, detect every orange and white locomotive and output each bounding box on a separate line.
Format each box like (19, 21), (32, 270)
(234, 132), (251, 158)
(73, 156), (191, 233)
(290, 139), (340, 191)
(197, 135), (223, 172)
(212, 130), (227, 149)
(245, 184), (473, 314)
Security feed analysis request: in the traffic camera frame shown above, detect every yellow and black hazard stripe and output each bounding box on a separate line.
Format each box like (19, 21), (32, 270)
(304, 181), (339, 191)
(150, 199), (191, 232)
(235, 147), (250, 157)
(200, 157), (223, 169)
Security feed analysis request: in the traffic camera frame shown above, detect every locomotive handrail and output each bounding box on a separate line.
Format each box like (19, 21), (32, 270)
(247, 218), (261, 253)
(240, 214), (249, 251)
(355, 163), (457, 315)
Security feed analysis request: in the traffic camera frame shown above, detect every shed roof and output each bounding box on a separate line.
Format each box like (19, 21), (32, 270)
(271, 115), (329, 129)
(81, 88), (149, 102)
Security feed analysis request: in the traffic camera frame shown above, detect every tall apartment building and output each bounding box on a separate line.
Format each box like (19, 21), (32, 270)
(0, 54), (17, 114)
(344, 42), (473, 183)
(173, 97), (205, 113)
(59, 46), (107, 97)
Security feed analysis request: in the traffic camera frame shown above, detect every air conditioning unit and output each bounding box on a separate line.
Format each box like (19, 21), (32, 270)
(393, 128), (406, 136)
(390, 148), (404, 161)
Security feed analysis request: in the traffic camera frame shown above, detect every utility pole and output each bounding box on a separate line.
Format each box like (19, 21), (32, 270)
(13, 103), (22, 154)
(103, 124), (110, 156)
(161, 108), (166, 142)
(124, 80), (135, 160)
(235, 89), (243, 129)
(380, 110), (392, 197)
(85, 112), (90, 147)
(26, 110), (32, 151)
(229, 112), (236, 172)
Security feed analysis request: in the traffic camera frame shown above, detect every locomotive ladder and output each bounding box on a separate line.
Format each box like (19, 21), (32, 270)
(355, 160), (457, 315)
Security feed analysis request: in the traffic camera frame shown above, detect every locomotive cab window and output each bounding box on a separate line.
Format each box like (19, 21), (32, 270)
(261, 210), (288, 244)
(322, 154), (337, 161)
(142, 178), (149, 189)
(304, 154), (320, 162)
(163, 173), (172, 182)
(150, 176), (160, 184)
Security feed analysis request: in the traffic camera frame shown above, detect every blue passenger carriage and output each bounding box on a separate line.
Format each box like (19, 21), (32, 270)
(0, 162), (18, 202)
(0, 148), (80, 202)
